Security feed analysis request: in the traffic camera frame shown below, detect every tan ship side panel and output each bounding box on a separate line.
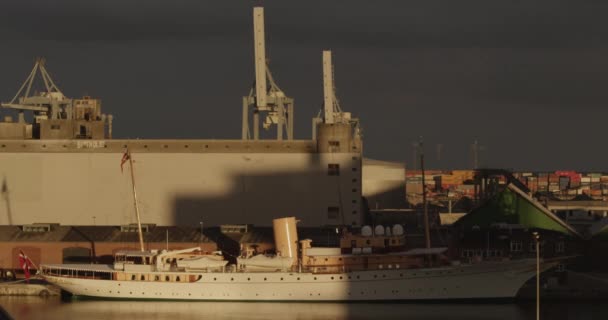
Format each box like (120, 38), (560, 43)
(0, 151), (362, 227)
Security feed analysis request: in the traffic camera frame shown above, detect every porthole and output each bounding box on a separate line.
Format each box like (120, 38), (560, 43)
(264, 277), (267, 281)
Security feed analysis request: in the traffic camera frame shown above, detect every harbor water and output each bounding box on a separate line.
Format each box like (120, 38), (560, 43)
(1, 296), (606, 320)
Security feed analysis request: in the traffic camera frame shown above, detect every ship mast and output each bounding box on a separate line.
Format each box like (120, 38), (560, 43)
(419, 137), (431, 249)
(126, 149), (145, 252)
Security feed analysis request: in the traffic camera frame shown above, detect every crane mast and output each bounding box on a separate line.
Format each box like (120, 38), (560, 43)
(242, 7), (294, 141)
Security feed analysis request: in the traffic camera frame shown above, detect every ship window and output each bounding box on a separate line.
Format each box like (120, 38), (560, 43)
(555, 241), (565, 253)
(131, 275), (136, 281)
(140, 275), (145, 281)
(176, 276), (180, 282)
(154, 276), (160, 281)
(51, 124), (61, 130)
(328, 164), (340, 176)
(327, 207), (340, 219)
(329, 140), (340, 147)
(165, 276), (170, 281)
(510, 241), (523, 252)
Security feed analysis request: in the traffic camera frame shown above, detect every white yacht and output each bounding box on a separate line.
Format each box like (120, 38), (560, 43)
(41, 217), (557, 301)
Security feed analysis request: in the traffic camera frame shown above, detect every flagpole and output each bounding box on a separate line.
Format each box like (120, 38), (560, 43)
(127, 149), (145, 252)
(19, 249), (39, 270)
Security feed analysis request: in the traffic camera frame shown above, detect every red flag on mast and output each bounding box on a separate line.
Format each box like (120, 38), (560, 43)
(18, 250), (33, 282)
(121, 149), (131, 173)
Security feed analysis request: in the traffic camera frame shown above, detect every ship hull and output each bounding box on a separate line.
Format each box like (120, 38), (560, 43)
(43, 259), (550, 301)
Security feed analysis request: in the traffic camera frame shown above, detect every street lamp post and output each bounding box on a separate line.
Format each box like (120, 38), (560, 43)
(533, 231), (540, 320)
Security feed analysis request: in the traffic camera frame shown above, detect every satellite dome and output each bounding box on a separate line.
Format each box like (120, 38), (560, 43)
(361, 225), (373, 237)
(392, 224), (404, 236)
(374, 225), (385, 236)
(385, 226), (392, 236)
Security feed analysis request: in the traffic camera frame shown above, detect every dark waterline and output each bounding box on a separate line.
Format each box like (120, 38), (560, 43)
(0, 296), (606, 320)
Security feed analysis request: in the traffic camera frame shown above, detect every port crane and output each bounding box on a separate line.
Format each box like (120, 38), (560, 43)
(1, 57), (72, 123)
(242, 7), (294, 141)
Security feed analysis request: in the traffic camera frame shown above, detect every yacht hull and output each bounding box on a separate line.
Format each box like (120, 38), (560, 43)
(43, 259), (551, 301)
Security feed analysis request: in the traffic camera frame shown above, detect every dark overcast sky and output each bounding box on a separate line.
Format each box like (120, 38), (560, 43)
(1, 0), (608, 171)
